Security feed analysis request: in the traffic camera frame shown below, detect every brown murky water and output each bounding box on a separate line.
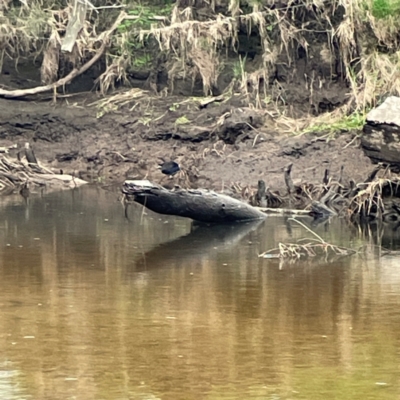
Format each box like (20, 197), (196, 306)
(1, 187), (400, 400)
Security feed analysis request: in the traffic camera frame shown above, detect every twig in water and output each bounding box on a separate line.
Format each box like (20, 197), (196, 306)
(258, 218), (357, 260)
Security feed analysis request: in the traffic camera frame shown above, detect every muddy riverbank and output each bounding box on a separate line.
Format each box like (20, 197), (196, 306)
(0, 92), (373, 197)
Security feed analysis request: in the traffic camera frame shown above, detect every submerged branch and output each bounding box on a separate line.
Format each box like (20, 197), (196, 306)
(258, 218), (357, 260)
(256, 207), (311, 216)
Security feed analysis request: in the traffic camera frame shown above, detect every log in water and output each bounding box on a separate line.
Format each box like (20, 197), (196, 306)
(122, 180), (267, 223)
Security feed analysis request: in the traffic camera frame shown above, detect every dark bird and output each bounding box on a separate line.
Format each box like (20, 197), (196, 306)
(158, 161), (180, 177)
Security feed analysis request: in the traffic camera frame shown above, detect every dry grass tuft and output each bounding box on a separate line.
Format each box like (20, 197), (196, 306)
(349, 167), (400, 220)
(259, 218), (357, 260)
(3, 0), (400, 123)
(1, 0), (123, 89)
(136, 0), (400, 120)
(0, 0), (66, 66)
(90, 88), (148, 117)
(40, 30), (61, 85)
(334, 0), (400, 111)
(140, 14), (238, 95)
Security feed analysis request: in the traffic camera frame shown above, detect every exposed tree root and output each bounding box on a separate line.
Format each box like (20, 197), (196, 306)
(0, 11), (127, 99)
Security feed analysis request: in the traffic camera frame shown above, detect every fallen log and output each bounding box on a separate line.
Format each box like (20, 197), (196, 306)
(122, 180), (267, 223)
(0, 152), (87, 196)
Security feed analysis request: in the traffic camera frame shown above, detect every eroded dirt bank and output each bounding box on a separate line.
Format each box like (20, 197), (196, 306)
(0, 93), (373, 198)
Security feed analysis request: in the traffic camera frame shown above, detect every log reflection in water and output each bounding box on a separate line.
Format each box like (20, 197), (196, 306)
(135, 219), (265, 271)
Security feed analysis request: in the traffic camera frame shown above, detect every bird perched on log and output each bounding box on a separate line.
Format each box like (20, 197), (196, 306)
(158, 161), (180, 178)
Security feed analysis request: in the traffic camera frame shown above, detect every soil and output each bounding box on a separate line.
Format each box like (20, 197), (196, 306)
(0, 89), (373, 199)
(0, 0), (386, 204)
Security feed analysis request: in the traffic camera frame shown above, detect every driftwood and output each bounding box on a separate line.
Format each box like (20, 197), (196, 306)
(24, 143), (38, 164)
(120, 153), (400, 223)
(267, 158), (400, 222)
(250, 179), (283, 208)
(310, 200), (337, 218)
(255, 179), (267, 207)
(256, 207), (310, 216)
(0, 152), (87, 196)
(259, 218), (356, 261)
(199, 95), (224, 109)
(122, 180), (266, 223)
(247, 162), (350, 219)
(284, 163), (296, 195)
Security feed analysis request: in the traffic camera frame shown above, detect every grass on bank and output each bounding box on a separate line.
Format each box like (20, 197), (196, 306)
(1, 0), (400, 129)
(299, 111), (367, 136)
(370, 0), (400, 18)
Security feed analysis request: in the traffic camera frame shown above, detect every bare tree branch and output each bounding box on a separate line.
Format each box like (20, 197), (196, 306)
(0, 11), (127, 99)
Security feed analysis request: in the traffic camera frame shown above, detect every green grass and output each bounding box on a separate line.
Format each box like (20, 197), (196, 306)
(300, 112), (367, 136)
(175, 115), (190, 125)
(114, 2), (173, 71)
(118, 2), (174, 32)
(370, 0), (400, 19)
(132, 53), (152, 68)
(232, 55), (247, 79)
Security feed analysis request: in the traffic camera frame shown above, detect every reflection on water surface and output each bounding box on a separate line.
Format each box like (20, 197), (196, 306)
(1, 187), (400, 400)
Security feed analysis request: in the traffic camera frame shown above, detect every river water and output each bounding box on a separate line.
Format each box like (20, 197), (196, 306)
(0, 187), (400, 400)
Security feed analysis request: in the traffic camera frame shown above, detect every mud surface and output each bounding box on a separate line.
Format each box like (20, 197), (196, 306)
(0, 92), (373, 198)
